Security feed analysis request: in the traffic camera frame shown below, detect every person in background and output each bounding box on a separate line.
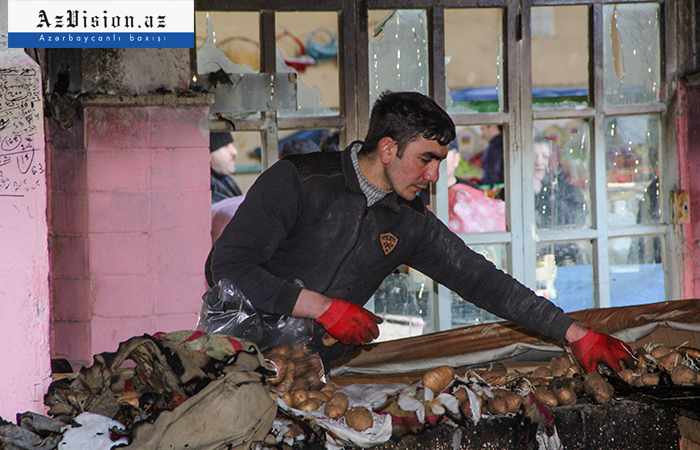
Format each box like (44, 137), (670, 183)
(479, 124), (504, 186)
(210, 132), (242, 204)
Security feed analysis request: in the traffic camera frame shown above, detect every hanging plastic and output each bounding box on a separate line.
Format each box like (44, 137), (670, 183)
(197, 279), (314, 351)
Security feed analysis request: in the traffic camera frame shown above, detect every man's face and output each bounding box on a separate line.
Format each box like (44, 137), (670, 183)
(383, 136), (448, 201)
(534, 142), (552, 181)
(210, 143), (238, 176)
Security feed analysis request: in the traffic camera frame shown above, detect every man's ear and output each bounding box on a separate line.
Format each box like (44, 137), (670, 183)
(377, 136), (397, 164)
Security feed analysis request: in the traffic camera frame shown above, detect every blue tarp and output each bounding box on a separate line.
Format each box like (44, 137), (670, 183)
(450, 86), (588, 102)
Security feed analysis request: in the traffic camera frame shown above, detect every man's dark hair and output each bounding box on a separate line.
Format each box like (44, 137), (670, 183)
(361, 91), (456, 157)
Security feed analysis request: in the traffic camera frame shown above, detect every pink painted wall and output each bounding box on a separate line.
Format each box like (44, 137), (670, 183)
(0, 50), (52, 418)
(684, 82), (700, 297)
(50, 103), (211, 366)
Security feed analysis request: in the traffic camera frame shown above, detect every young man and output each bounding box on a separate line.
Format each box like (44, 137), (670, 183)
(204, 92), (630, 372)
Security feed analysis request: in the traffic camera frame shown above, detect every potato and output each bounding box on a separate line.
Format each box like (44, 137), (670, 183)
(274, 367), (295, 393)
(533, 367), (552, 379)
(327, 392), (349, 412)
(281, 392), (294, 407)
(325, 403), (346, 419)
(298, 399), (322, 412)
(501, 392), (523, 413)
(267, 344), (290, 358)
(650, 346), (672, 359)
(553, 387), (576, 406)
(658, 352), (682, 372)
(307, 390), (331, 402)
(551, 355), (572, 378)
(291, 389), (308, 407)
(345, 407), (373, 432)
(487, 397), (508, 415)
(534, 388), (558, 408)
(322, 333), (338, 347)
(640, 373), (660, 386)
(671, 366), (697, 386)
(618, 369), (637, 384)
(422, 366), (455, 393)
(584, 373), (614, 403)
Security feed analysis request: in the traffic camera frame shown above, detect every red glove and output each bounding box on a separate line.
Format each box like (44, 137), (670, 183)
(316, 299), (382, 345)
(569, 329), (634, 373)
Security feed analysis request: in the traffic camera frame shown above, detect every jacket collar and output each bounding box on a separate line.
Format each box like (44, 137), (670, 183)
(340, 142), (424, 214)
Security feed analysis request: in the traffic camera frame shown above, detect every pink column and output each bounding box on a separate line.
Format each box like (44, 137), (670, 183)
(0, 50), (52, 417)
(685, 83), (700, 297)
(51, 99), (211, 366)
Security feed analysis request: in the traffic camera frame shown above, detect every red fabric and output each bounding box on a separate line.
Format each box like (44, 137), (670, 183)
(316, 299), (382, 345)
(448, 184), (506, 233)
(227, 336), (242, 352)
(569, 329), (635, 373)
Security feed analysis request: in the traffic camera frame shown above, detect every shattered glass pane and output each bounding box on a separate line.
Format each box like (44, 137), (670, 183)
(603, 4), (660, 105)
(195, 12), (260, 73)
(450, 245), (507, 327)
(605, 115), (661, 226)
(531, 6), (589, 110)
(445, 9), (503, 114)
(536, 240), (593, 312)
(276, 12), (339, 117)
(368, 10), (429, 111)
(609, 235), (665, 307)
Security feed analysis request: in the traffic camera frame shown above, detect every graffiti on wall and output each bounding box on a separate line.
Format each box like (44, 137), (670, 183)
(0, 66), (43, 197)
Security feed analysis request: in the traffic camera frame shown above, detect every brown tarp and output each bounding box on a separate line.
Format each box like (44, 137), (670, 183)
(333, 299), (700, 384)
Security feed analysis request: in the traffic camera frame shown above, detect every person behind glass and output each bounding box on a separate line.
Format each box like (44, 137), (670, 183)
(205, 91), (632, 373)
(533, 138), (586, 229)
(210, 132), (242, 204)
(479, 124), (504, 185)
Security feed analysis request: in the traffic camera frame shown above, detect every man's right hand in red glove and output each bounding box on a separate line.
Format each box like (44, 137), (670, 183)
(316, 298), (383, 345)
(292, 289), (383, 345)
(568, 327), (635, 373)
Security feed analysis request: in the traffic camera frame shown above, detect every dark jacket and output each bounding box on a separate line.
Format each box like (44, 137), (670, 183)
(481, 133), (504, 185)
(208, 145), (574, 342)
(211, 171), (243, 204)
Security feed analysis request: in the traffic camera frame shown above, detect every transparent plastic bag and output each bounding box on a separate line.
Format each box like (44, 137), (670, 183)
(197, 279), (314, 350)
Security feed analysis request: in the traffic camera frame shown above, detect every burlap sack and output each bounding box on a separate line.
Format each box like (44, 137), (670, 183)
(126, 369), (276, 450)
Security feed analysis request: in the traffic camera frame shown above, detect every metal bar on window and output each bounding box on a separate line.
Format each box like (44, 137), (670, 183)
(340, 0), (358, 146)
(607, 225), (669, 238)
(459, 232), (513, 245)
(450, 112), (511, 126)
(518, 0), (537, 290)
(260, 11), (279, 170)
(602, 103), (667, 116)
(536, 229), (598, 243)
(442, 0), (508, 7)
(196, 0), (343, 12)
(532, 0), (592, 5)
(506, 0), (525, 284)
(357, 0), (370, 138)
(368, 0), (506, 8)
(277, 116), (345, 130)
(532, 108), (596, 120)
(429, 5), (451, 332)
(591, 2), (611, 308)
(210, 118), (264, 131)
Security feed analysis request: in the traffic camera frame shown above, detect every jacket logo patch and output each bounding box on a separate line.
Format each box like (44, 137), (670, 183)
(379, 232), (399, 256)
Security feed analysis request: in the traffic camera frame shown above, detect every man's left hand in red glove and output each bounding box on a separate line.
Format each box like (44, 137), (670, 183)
(566, 323), (635, 373)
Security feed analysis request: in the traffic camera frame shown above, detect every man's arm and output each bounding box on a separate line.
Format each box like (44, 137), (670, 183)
(408, 211), (574, 341)
(210, 160), (304, 316)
